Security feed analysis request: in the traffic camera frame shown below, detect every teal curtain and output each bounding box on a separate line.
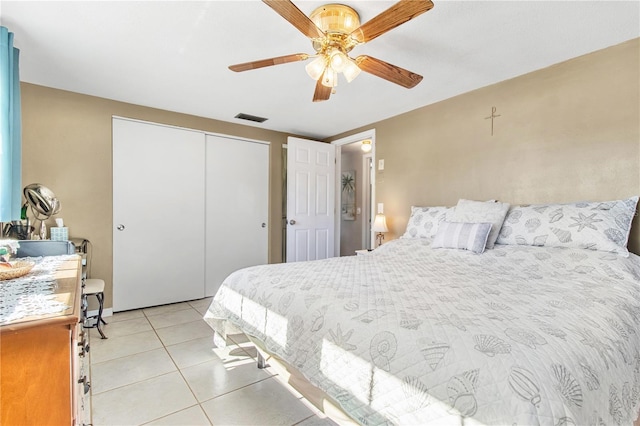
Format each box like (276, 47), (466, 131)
(0, 26), (22, 222)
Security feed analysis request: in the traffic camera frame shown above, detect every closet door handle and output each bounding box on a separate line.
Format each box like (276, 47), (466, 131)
(261, 223), (266, 228)
(288, 220), (296, 225)
(116, 224), (125, 231)
(78, 376), (91, 394)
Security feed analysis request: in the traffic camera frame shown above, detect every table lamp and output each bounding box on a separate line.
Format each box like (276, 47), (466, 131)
(372, 214), (388, 247)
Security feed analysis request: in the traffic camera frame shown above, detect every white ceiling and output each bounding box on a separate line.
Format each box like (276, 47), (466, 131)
(1, 1), (638, 140)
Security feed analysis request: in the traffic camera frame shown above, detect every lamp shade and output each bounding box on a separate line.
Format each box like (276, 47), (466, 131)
(342, 58), (361, 83)
(305, 56), (327, 81)
(321, 68), (338, 88)
(329, 49), (348, 73)
(372, 214), (388, 233)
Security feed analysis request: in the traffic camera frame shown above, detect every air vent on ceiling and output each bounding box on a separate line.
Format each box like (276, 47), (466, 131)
(235, 113), (268, 123)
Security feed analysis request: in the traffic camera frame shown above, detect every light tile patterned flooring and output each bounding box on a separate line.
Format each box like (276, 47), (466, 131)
(88, 298), (337, 426)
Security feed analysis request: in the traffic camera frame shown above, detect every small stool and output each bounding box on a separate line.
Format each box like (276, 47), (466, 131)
(83, 278), (108, 339)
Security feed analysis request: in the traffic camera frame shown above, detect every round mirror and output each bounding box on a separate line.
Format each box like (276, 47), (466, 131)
(23, 183), (61, 220)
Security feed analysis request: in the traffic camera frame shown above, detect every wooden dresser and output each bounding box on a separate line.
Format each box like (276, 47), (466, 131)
(0, 256), (89, 425)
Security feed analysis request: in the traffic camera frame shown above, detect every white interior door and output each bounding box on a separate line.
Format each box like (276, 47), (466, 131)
(205, 135), (269, 296)
(113, 118), (205, 311)
(286, 137), (335, 262)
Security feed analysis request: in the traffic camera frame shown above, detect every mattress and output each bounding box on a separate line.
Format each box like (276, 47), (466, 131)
(204, 238), (640, 425)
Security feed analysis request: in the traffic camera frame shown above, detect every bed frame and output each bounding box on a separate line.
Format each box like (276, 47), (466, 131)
(249, 335), (359, 425)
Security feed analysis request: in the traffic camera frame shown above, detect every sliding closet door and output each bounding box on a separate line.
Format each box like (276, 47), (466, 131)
(113, 118), (205, 311)
(205, 135), (269, 296)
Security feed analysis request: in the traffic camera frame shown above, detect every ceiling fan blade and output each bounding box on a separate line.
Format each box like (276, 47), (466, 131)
(350, 0), (434, 43)
(355, 55), (423, 88)
(312, 79), (331, 102)
(229, 53), (309, 72)
(263, 0), (325, 40)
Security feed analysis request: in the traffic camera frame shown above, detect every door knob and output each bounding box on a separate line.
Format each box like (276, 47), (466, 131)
(117, 224), (125, 231)
(288, 219), (296, 225)
(261, 223), (266, 228)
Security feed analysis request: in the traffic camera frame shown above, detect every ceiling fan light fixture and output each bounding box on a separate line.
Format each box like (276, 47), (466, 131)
(343, 58), (361, 83)
(231, 0), (431, 102)
(305, 56), (327, 81)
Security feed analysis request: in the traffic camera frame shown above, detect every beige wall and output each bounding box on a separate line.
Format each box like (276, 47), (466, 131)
(330, 38), (640, 255)
(21, 84), (291, 309)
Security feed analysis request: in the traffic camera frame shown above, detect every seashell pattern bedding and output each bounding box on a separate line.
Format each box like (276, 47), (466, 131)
(204, 238), (640, 425)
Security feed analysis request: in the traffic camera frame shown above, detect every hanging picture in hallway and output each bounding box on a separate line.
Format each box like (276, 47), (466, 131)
(341, 170), (356, 221)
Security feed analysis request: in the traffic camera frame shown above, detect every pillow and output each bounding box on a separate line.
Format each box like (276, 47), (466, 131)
(432, 221), (492, 254)
(401, 206), (451, 239)
(449, 199), (510, 249)
(496, 196), (639, 257)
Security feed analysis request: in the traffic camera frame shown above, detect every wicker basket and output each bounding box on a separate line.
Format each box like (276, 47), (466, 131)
(0, 261), (35, 281)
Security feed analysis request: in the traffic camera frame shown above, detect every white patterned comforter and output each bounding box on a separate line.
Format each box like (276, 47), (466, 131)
(204, 238), (640, 425)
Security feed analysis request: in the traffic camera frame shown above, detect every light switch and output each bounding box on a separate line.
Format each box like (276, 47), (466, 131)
(377, 203), (384, 214)
(378, 159), (385, 170)
(356, 207), (361, 215)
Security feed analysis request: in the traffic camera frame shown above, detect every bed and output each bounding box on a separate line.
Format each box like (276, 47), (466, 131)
(204, 198), (640, 425)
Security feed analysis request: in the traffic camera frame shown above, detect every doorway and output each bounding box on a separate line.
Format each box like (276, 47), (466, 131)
(332, 129), (376, 256)
(281, 130), (375, 261)
(362, 154), (373, 250)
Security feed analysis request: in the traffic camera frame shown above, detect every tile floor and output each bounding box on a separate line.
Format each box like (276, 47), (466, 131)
(88, 298), (337, 426)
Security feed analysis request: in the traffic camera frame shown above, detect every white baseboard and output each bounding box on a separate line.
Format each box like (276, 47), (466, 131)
(87, 307), (113, 318)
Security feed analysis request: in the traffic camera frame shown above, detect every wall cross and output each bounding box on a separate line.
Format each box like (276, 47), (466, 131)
(484, 106), (501, 136)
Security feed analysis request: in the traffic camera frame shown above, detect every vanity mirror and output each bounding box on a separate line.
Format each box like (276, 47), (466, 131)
(22, 183), (61, 239)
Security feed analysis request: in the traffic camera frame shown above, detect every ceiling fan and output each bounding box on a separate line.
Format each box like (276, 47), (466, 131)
(229, 0), (434, 102)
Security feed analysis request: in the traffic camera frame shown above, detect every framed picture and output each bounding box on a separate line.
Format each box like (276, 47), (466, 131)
(341, 170), (356, 221)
